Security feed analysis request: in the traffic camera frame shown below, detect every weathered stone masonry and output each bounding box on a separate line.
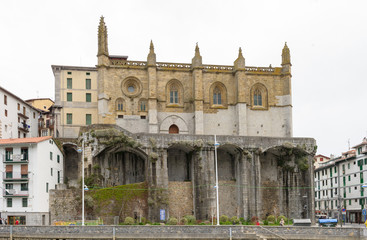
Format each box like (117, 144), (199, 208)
(68, 125), (316, 223)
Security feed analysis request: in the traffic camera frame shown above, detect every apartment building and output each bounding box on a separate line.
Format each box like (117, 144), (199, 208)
(0, 136), (64, 225)
(314, 137), (367, 223)
(25, 98), (56, 137)
(51, 65), (98, 138)
(314, 154), (330, 169)
(0, 87), (40, 139)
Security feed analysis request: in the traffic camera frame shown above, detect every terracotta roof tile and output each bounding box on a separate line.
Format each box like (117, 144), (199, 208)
(0, 136), (52, 145)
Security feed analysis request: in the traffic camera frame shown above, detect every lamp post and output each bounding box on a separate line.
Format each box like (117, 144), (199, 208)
(78, 133), (86, 226)
(214, 135), (220, 225)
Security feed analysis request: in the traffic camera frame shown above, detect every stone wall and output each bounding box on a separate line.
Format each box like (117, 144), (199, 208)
(49, 189), (81, 224)
(168, 182), (194, 219)
(0, 225), (365, 239)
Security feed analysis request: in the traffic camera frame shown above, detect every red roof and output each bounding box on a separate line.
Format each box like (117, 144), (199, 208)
(0, 136), (52, 145)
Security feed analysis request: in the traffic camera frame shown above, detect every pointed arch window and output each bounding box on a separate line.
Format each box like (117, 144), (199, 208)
(213, 87), (222, 105)
(116, 98), (124, 111)
(169, 124), (179, 134)
(254, 89), (262, 106)
(139, 99), (147, 112)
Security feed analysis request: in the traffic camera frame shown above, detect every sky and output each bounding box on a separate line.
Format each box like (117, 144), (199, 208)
(0, 0), (366, 157)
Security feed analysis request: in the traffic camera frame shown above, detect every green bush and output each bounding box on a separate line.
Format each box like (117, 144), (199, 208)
(124, 217), (135, 225)
(230, 216), (240, 225)
(181, 218), (188, 225)
(263, 219), (269, 225)
(220, 215), (229, 223)
(266, 215), (276, 223)
(140, 217), (147, 224)
(167, 217), (178, 225)
(184, 215), (196, 225)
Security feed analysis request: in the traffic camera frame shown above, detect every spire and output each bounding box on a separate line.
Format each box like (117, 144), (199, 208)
(281, 42), (291, 65)
(234, 47), (245, 71)
(98, 16), (109, 57)
(147, 40), (156, 66)
(192, 43), (202, 68)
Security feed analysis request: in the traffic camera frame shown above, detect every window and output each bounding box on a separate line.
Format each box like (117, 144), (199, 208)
(67, 71), (72, 75)
(21, 183), (28, 191)
(116, 99), (124, 111)
(320, 157), (323, 162)
(67, 113), (72, 124)
(349, 187), (351, 193)
(67, 92), (72, 102)
(22, 198), (28, 207)
(86, 79), (91, 89)
(51, 168), (53, 176)
(17, 103), (20, 110)
(5, 109), (7, 117)
(58, 171), (60, 184)
(67, 78), (72, 89)
(254, 89), (262, 106)
(348, 163), (350, 169)
(23, 106), (26, 115)
(348, 175), (351, 181)
(86, 93), (91, 102)
(140, 100), (147, 111)
(334, 167), (337, 173)
(57, 155), (60, 163)
(4, 95), (7, 105)
(170, 87), (178, 104)
(7, 198), (12, 207)
(213, 87), (222, 105)
(86, 72), (90, 76)
(86, 114), (92, 125)
(21, 164), (28, 178)
(46, 183), (49, 193)
(50, 152), (53, 160)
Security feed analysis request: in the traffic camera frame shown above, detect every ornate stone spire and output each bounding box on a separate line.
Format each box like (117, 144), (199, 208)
(281, 42), (291, 65)
(234, 47), (245, 71)
(98, 16), (109, 57)
(147, 40), (156, 66)
(192, 43), (202, 68)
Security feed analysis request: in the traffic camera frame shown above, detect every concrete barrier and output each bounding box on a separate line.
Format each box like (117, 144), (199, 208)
(0, 225), (365, 239)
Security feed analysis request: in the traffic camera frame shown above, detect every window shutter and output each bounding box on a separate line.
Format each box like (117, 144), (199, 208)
(21, 164), (28, 174)
(6, 165), (13, 172)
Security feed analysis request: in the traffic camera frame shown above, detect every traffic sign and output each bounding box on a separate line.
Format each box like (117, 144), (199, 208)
(342, 208), (346, 212)
(160, 209), (165, 221)
(363, 209), (367, 216)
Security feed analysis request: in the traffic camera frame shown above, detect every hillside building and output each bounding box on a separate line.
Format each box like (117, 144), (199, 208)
(0, 87), (40, 139)
(0, 136), (64, 225)
(314, 137), (367, 223)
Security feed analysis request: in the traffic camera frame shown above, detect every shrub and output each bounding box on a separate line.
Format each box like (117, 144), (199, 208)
(277, 215), (287, 223)
(124, 217), (135, 225)
(250, 216), (259, 224)
(184, 215), (196, 225)
(230, 216), (240, 225)
(267, 215), (276, 223)
(167, 217), (178, 225)
(263, 219), (269, 225)
(220, 215), (229, 223)
(180, 218), (188, 225)
(140, 217), (147, 224)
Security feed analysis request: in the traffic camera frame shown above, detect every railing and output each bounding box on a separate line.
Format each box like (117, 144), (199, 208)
(18, 123), (29, 132)
(3, 154), (28, 162)
(3, 172), (29, 181)
(3, 189), (29, 197)
(109, 60), (277, 74)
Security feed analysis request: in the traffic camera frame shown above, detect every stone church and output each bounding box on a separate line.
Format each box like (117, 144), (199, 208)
(58, 17), (316, 223)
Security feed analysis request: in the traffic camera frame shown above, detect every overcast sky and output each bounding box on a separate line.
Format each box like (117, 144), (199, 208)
(0, 0), (366, 157)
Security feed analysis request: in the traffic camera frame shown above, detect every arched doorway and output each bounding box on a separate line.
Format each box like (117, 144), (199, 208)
(169, 124), (179, 134)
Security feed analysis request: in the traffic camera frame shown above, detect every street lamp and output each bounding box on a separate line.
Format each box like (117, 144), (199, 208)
(214, 135), (220, 226)
(77, 133), (86, 226)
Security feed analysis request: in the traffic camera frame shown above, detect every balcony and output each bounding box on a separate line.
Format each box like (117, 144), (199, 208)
(3, 189), (29, 197)
(3, 154), (28, 163)
(3, 172), (29, 182)
(18, 112), (29, 119)
(18, 122), (29, 132)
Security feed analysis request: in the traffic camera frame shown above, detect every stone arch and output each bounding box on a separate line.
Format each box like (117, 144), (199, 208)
(250, 83), (268, 109)
(95, 145), (147, 187)
(166, 79), (184, 106)
(160, 115), (188, 134)
(169, 124), (179, 134)
(209, 82), (227, 107)
(63, 143), (80, 188)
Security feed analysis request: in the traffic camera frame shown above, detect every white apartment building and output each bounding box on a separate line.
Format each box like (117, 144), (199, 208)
(0, 136), (64, 225)
(0, 86), (40, 139)
(314, 137), (367, 224)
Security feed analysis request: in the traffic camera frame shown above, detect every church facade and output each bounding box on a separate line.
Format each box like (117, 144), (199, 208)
(52, 17), (316, 223)
(96, 17), (293, 139)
